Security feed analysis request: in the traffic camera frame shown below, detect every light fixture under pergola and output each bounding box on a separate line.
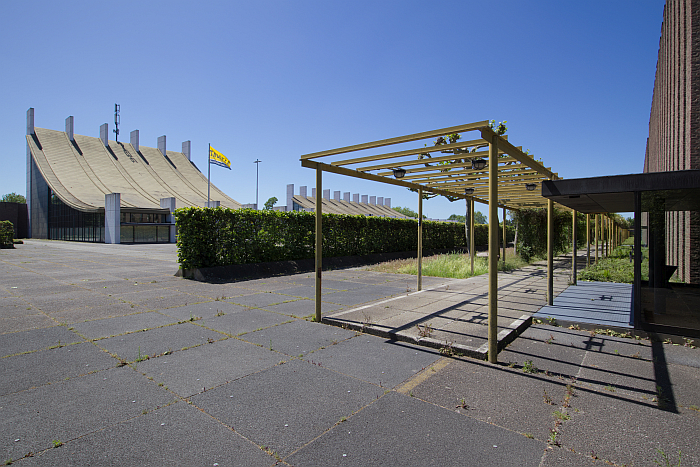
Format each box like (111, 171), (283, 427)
(300, 121), (561, 363)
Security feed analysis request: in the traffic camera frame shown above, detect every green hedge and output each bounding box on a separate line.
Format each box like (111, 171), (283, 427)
(0, 220), (14, 248)
(174, 208), (515, 269)
(512, 207), (587, 261)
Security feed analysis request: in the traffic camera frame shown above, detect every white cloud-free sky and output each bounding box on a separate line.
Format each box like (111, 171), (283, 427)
(1, 0), (665, 220)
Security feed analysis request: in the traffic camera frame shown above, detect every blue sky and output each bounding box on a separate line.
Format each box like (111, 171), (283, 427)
(1, 0), (665, 221)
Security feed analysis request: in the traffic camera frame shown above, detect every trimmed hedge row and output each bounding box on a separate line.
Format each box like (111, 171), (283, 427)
(174, 208), (515, 269)
(512, 207), (585, 261)
(0, 220), (14, 248)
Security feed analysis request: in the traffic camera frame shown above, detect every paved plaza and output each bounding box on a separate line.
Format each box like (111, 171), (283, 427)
(1, 240), (699, 466)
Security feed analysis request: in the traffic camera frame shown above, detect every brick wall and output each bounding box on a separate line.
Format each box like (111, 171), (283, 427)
(646, 0), (700, 283)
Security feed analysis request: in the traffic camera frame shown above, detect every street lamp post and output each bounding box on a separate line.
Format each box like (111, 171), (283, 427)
(254, 159), (261, 209)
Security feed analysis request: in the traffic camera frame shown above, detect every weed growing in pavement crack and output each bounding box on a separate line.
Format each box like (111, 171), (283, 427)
(416, 323), (433, 338)
(553, 410), (570, 421)
(135, 346), (148, 363)
(543, 390), (553, 405)
(52, 440), (62, 448)
(456, 398), (471, 409)
(522, 360), (538, 374)
(653, 448), (682, 466)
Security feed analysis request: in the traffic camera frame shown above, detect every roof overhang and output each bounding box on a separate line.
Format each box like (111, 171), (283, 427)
(541, 170), (700, 213)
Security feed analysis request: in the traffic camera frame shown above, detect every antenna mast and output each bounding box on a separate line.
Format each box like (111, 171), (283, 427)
(113, 104), (120, 142)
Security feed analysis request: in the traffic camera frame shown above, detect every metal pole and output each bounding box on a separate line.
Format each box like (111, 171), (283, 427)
(254, 159), (261, 210)
(502, 206), (506, 267)
(315, 166), (322, 322)
(207, 143), (211, 205)
(488, 135), (498, 363)
(586, 214), (590, 267)
(470, 198), (475, 275)
(547, 197), (554, 305)
(417, 188), (423, 292)
(572, 210), (577, 285)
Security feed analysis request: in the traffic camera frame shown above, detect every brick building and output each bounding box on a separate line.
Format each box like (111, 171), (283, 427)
(644, 0), (700, 283)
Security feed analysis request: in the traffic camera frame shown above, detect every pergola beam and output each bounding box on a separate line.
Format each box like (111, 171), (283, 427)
(301, 121), (490, 160)
(331, 138), (488, 167)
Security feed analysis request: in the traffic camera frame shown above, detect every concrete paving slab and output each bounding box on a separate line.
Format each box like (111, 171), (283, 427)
(274, 285), (342, 299)
(306, 334), (442, 388)
(157, 300), (245, 321)
(0, 326), (82, 357)
(539, 448), (601, 466)
(190, 359), (386, 457)
(665, 362), (700, 409)
(48, 302), (152, 323)
(226, 292), (300, 308)
(0, 366), (176, 462)
(500, 336), (587, 378)
(409, 357), (568, 441)
(198, 308), (293, 336)
(136, 337), (283, 397)
(663, 343), (700, 369)
(557, 387), (700, 467)
(241, 319), (356, 357)
(96, 322), (227, 362)
(25, 292), (122, 313)
(575, 351), (658, 401)
(265, 298), (345, 318)
(70, 312), (178, 340)
(321, 290), (402, 306)
(0, 314), (57, 333)
(0, 342), (116, 396)
(20, 402), (276, 467)
(1, 298), (42, 319)
(286, 391), (546, 467)
(7, 283), (86, 297)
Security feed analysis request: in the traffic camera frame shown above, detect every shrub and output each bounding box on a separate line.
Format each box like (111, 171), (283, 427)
(0, 220), (14, 248)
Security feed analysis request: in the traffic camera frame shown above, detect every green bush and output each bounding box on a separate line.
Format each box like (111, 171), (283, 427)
(512, 208), (574, 261)
(0, 220), (14, 248)
(174, 208), (511, 269)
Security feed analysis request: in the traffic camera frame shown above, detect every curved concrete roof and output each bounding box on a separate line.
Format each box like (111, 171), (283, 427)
(27, 128), (240, 212)
(291, 195), (409, 217)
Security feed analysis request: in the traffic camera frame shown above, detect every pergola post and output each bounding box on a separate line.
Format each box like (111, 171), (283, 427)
(502, 206), (506, 267)
(488, 135), (498, 363)
(547, 197), (554, 305)
(571, 210), (577, 285)
(602, 216), (606, 257)
(417, 187), (423, 292)
(315, 165), (322, 322)
(595, 214), (599, 264)
(586, 213), (590, 267)
(470, 198), (475, 275)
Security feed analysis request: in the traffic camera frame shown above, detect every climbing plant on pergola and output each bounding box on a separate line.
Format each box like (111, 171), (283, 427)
(300, 121), (562, 363)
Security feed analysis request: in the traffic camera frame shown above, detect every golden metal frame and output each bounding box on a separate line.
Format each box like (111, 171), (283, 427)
(301, 121), (562, 360)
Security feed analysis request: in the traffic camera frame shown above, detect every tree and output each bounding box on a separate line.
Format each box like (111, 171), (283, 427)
(392, 206), (426, 219)
(263, 197), (278, 210)
(473, 211), (487, 225)
(1, 193), (26, 204)
(452, 211), (486, 224)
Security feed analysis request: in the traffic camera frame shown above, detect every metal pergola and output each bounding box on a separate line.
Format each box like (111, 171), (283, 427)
(300, 121), (561, 362)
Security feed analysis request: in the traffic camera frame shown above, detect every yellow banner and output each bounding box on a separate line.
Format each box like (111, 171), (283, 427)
(209, 146), (231, 169)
